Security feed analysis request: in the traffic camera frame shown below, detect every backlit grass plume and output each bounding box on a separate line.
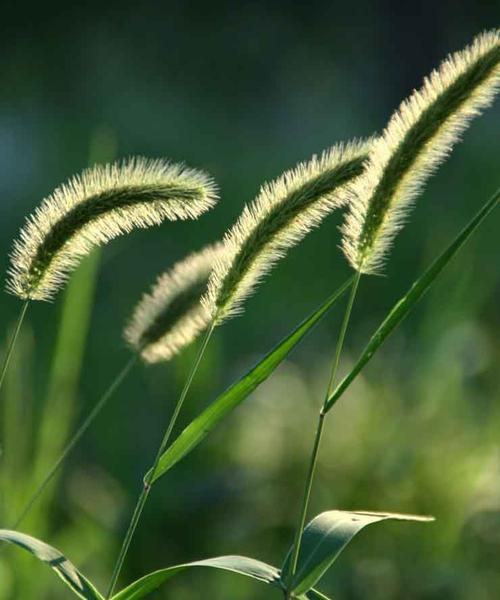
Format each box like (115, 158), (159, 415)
(125, 243), (224, 363)
(204, 140), (372, 323)
(342, 29), (500, 274)
(6, 157), (218, 301)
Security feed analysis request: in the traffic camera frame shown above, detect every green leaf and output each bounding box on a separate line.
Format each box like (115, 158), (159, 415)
(0, 529), (103, 600)
(303, 589), (335, 599)
(111, 555), (281, 600)
(281, 510), (434, 595)
(325, 186), (500, 413)
(147, 277), (353, 484)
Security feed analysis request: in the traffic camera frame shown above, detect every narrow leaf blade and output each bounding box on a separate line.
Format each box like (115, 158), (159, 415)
(304, 589), (336, 599)
(147, 277), (353, 483)
(281, 510), (434, 595)
(325, 187), (500, 412)
(111, 555), (281, 600)
(0, 529), (103, 600)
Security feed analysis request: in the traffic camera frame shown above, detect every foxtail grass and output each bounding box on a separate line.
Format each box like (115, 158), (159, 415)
(342, 29), (500, 274)
(1, 28), (499, 600)
(1, 158), (217, 473)
(204, 140), (371, 323)
(6, 157), (218, 302)
(289, 29), (500, 582)
(125, 243), (225, 363)
(107, 140), (373, 595)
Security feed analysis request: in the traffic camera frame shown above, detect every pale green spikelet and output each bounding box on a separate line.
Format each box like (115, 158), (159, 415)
(6, 157), (218, 301)
(342, 29), (500, 274)
(204, 140), (372, 323)
(124, 243), (225, 363)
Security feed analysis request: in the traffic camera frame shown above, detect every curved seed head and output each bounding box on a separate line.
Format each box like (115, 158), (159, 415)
(204, 140), (372, 324)
(342, 29), (500, 274)
(6, 157), (218, 301)
(124, 243), (224, 363)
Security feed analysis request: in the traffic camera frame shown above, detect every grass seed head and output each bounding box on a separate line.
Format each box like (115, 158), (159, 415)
(124, 242), (224, 363)
(204, 140), (372, 323)
(342, 29), (500, 274)
(6, 157), (218, 301)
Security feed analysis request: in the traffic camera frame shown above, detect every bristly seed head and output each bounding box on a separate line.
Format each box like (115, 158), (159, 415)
(124, 243), (224, 363)
(6, 157), (218, 301)
(204, 140), (373, 324)
(342, 29), (500, 274)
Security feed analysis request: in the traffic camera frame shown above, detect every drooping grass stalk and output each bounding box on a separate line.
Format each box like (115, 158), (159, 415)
(0, 157), (217, 528)
(6, 157), (218, 301)
(288, 271), (361, 582)
(10, 355), (137, 530)
(106, 322), (216, 598)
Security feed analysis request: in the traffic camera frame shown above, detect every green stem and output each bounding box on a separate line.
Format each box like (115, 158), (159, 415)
(289, 271), (361, 580)
(106, 322), (216, 598)
(325, 186), (500, 414)
(0, 300), (30, 521)
(325, 271), (362, 400)
(0, 301), (30, 397)
(9, 354), (137, 531)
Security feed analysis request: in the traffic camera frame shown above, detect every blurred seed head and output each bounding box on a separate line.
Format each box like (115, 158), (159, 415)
(342, 29), (500, 274)
(124, 243), (224, 363)
(6, 157), (218, 301)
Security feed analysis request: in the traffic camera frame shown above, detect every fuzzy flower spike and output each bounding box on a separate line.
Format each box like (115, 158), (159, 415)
(6, 157), (218, 301)
(204, 140), (372, 324)
(342, 29), (500, 274)
(125, 243), (225, 363)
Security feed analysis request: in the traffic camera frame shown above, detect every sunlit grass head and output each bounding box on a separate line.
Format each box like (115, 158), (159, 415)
(342, 29), (500, 274)
(125, 243), (224, 363)
(204, 140), (372, 324)
(6, 157), (218, 301)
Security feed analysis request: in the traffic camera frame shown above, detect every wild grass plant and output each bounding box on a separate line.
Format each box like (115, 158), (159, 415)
(0, 29), (499, 599)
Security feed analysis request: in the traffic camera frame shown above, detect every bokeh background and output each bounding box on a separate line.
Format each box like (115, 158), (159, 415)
(0, 2), (499, 598)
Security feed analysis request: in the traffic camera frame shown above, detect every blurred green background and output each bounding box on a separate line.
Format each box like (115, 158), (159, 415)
(0, 2), (499, 598)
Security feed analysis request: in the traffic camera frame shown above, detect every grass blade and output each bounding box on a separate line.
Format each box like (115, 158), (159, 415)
(146, 277), (353, 484)
(325, 186), (499, 413)
(0, 529), (103, 600)
(281, 511), (434, 595)
(305, 589), (335, 600)
(110, 556), (281, 600)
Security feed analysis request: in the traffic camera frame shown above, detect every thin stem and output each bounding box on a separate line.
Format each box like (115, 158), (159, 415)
(0, 300), (30, 521)
(288, 411), (326, 587)
(289, 271), (361, 580)
(324, 270), (362, 401)
(10, 354), (137, 530)
(0, 301), (30, 397)
(106, 322), (216, 598)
